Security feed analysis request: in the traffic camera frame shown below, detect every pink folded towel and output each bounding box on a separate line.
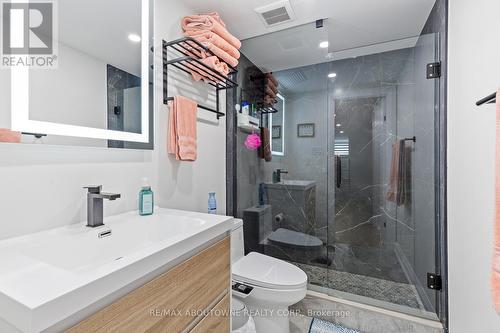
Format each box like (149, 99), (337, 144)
(265, 86), (277, 100)
(0, 128), (21, 143)
(168, 96), (198, 161)
(183, 39), (239, 68)
(187, 56), (229, 83)
(201, 12), (226, 27)
(266, 78), (278, 94)
(263, 95), (277, 106)
(266, 73), (278, 87)
(184, 30), (240, 60)
(493, 89), (500, 313)
(182, 15), (241, 50)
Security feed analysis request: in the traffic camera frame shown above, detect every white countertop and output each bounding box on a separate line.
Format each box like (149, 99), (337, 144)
(0, 208), (234, 333)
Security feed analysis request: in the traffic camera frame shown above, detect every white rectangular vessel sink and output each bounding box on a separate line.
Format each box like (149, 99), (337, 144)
(0, 208), (234, 333)
(265, 180), (316, 190)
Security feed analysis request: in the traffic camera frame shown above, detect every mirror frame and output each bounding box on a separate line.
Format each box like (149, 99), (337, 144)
(10, 0), (151, 143)
(270, 93), (285, 156)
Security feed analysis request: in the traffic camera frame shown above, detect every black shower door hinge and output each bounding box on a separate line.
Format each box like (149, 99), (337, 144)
(427, 62), (441, 79)
(427, 272), (442, 291)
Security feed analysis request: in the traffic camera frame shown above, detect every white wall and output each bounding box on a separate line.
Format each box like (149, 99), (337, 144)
(448, 0), (500, 331)
(0, 0), (227, 241)
(155, 0), (226, 214)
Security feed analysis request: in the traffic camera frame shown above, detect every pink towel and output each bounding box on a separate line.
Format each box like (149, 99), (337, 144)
(201, 12), (226, 27)
(387, 141), (400, 203)
(265, 86), (277, 100)
(266, 73), (278, 86)
(168, 96), (198, 161)
(266, 78), (278, 94)
(186, 56), (229, 83)
(0, 128), (21, 143)
(184, 30), (240, 60)
(263, 95), (277, 106)
(493, 89), (500, 313)
(182, 15), (241, 50)
(183, 39), (239, 68)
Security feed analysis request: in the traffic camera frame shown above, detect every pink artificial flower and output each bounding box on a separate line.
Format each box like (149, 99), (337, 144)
(245, 133), (262, 150)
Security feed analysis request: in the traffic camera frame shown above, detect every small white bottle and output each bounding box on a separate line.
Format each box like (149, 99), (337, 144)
(208, 192), (217, 214)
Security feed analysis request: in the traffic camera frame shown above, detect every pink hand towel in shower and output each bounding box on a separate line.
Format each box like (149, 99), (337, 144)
(167, 96), (198, 161)
(493, 89), (500, 313)
(387, 141), (400, 203)
(0, 128), (21, 143)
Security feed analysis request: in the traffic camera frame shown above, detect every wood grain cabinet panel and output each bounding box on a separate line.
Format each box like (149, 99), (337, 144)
(67, 237), (230, 333)
(189, 294), (230, 333)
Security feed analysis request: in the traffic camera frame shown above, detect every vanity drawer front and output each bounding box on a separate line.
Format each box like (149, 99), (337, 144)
(190, 294), (230, 333)
(67, 236), (230, 333)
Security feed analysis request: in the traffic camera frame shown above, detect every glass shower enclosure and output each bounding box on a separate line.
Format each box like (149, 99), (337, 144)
(232, 22), (443, 321)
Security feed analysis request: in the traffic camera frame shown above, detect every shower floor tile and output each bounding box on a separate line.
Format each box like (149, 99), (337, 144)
(289, 261), (423, 310)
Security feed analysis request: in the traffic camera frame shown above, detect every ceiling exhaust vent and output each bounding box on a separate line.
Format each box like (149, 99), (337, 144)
(278, 70), (308, 89)
(255, 0), (296, 27)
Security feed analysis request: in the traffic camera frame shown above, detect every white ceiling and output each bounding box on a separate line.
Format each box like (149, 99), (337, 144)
(181, 0), (436, 71)
(181, 0), (436, 42)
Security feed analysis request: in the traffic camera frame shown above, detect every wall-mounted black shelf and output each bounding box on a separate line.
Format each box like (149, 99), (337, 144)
(258, 105), (278, 127)
(162, 37), (238, 119)
(476, 92), (496, 106)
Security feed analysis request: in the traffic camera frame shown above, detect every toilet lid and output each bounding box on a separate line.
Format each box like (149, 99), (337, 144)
(232, 252), (307, 290)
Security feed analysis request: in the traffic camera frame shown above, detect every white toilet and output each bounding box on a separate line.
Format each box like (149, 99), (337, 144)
(231, 219), (308, 333)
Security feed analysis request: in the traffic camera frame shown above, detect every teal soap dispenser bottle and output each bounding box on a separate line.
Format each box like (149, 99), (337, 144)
(139, 178), (154, 216)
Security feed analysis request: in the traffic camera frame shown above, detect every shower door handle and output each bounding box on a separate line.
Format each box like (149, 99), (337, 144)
(336, 155), (341, 188)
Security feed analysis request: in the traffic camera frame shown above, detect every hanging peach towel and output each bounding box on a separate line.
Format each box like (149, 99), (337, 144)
(493, 89), (500, 314)
(168, 96), (198, 161)
(387, 141), (399, 203)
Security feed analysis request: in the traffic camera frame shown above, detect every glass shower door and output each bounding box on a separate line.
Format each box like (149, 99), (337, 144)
(326, 32), (441, 319)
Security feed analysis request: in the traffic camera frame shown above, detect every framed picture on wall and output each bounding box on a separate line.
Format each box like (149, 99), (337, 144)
(297, 123), (315, 137)
(272, 125), (281, 139)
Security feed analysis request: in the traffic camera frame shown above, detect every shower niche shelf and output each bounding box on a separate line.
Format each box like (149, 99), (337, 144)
(162, 37), (238, 119)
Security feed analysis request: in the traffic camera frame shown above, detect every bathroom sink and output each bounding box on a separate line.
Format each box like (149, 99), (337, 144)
(0, 208), (234, 333)
(265, 180), (316, 190)
(20, 214), (205, 273)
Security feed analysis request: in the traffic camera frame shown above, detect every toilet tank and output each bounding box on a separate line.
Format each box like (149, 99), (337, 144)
(231, 219), (245, 263)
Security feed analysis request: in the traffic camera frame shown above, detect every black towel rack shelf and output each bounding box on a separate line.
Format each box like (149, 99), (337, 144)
(22, 132), (47, 139)
(404, 136), (416, 143)
(258, 105), (278, 126)
(162, 37), (238, 119)
(476, 92), (496, 106)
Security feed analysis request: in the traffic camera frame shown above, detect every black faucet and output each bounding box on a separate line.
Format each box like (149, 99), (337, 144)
(276, 169), (288, 183)
(84, 185), (121, 228)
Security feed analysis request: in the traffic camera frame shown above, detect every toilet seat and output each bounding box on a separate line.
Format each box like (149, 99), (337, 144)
(232, 252), (307, 290)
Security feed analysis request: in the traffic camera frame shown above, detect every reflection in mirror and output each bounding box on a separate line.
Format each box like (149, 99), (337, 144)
(0, 0), (153, 149)
(271, 94), (285, 156)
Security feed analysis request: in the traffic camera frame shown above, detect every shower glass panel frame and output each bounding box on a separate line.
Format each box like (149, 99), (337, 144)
(317, 31), (442, 320)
